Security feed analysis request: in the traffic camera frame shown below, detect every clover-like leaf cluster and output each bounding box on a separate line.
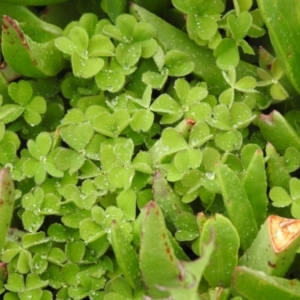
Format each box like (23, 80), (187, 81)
(0, 1), (300, 300)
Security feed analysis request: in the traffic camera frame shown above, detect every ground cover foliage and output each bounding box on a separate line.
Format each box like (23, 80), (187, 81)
(1, 0), (300, 299)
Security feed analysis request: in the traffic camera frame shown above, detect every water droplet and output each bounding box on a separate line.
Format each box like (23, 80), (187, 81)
(81, 50), (88, 58)
(191, 138), (198, 146)
(123, 64), (130, 70)
(205, 172), (215, 180)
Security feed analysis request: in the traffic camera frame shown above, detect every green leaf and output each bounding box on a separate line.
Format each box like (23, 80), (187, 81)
(61, 263), (80, 286)
(271, 57), (284, 80)
(131, 3), (258, 96)
(72, 52), (104, 78)
(22, 210), (44, 233)
(189, 121), (212, 147)
(266, 143), (291, 191)
(93, 110), (130, 137)
(176, 148), (202, 170)
(65, 240), (85, 263)
(242, 147), (268, 227)
(227, 11), (252, 41)
(187, 86), (208, 105)
(26, 96), (47, 114)
(5, 273), (25, 292)
(95, 65), (126, 92)
(88, 34), (115, 56)
(108, 166), (135, 190)
(133, 21), (156, 41)
(149, 128), (188, 164)
(69, 26), (89, 54)
(25, 273), (48, 290)
(47, 247), (66, 268)
(214, 104), (231, 126)
(110, 220), (140, 289)
(116, 189), (136, 221)
(23, 109), (41, 125)
(0, 105), (24, 124)
(48, 223), (68, 242)
(219, 88), (234, 106)
(165, 50), (195, 76)
(142, 70), (168, 90)
(284, 147), (300, 172)
(202, 147), (221, 172)
(174, 212), (199, 241)
(115, 43), (142, 68)
(79, 13), (98, 37)
(152, 171), (193, 232)
(0, 169), (15, 256)
(8, 80), (32, 105)
(257, 0), (300, 95)
(232, 266), (300, 299)
(222, 67), (236, 86)
(139, 201), (180, 298)
(258, 110), (300, 154)
(174, 78), (190, 102)
(291, 200), (300, 219)
(150, 94), (182, 124)
(215, 130), (243, 151)
(132, 151), (152, 174)
(234, 76), (256, 92)
(234, 0), (253, 12)
(195, 16), (218, 41)
(269, 186), (292, 207)
(60, 123), (94, 150)
(61, 108), (85, 124)
(160, 235), (215, 300)
(55, 36), (76, 55)
(79, 218), (105, 243)
(290, 178), (300, 200)
(214, 38), (239, 70)
(230, 102), (253, 129)
(29, 132), (52, 159)
(105, 0), (127, 22)
(115, 14), (137, 41)
(2, 15), (67, 78)
(0, 122), (5, 142)
(172, 0), (225, 15)
(270, 82), (289, 100)
(240, 39), (255, 54)
(216, 164), (258, 250)
(140, 38), (158, 58)
(54, 148), (79, 171)
(200, 214), (240, 287)
(130, 110), (154, 132)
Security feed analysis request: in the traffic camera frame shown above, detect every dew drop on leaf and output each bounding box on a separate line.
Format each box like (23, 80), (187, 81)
(191, 138), (198, 146)
(205, 172), (215, 180)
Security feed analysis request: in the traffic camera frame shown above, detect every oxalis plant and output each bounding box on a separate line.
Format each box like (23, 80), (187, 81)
(1, 0), (300, 299)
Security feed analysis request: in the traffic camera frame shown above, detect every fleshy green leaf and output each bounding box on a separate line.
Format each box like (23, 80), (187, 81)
(216, 164), (258, 250)
(139, 201), (180, 298)
(200, 214), (240, 287)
